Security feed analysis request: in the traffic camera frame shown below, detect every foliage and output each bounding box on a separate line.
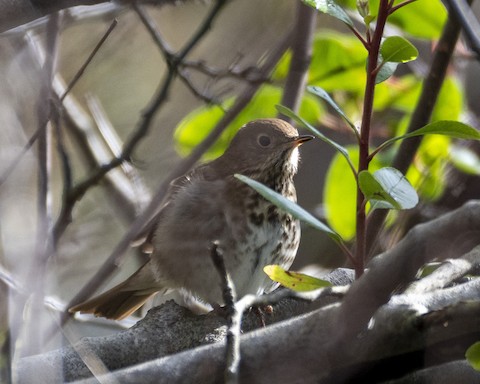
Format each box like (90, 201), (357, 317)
(466, 341), (480, 371)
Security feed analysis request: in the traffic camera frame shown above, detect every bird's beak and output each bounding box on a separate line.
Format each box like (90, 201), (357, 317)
(291, 135), (315, 146)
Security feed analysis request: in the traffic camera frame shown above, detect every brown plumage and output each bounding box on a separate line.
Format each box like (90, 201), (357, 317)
(69, 118), (313, 320)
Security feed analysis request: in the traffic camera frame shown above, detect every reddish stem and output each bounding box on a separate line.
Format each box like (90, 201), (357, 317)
(354, 0), (391, 278)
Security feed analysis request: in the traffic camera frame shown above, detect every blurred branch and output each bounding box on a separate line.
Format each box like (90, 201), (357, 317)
(0, 0), (184, 34)
(0, 19), (116, 190)
(52, 91), (152, 243)
(279, 1), (316, 120)
(444, 0), (480, 57)
(366, 3), (471, 255)
(60, 19), (118, 101)
(134, 2), (228, 107)
(182, 59), (268, 83)
(26, 12), (60, 357)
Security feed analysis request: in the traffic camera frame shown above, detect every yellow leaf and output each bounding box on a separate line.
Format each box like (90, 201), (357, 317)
(263, 265), (332, 292)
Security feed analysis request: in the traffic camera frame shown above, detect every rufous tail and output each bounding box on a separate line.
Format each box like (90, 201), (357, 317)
(69, 262), (162, 320)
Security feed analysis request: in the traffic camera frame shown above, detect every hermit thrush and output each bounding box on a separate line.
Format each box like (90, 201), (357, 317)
(69, 118), (313, 319)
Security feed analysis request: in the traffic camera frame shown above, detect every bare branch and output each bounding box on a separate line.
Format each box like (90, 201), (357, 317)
(278, 2), (316, 120)
(444, 0), (480, 57)
(0, 0), (185, 34)
(60, 19), (118, 101)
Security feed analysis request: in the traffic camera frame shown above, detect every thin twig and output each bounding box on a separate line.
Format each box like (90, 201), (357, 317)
(177, 69), (225, 107)
(182, 59), (267, 83)
(0, 123), (45, 188)
(209, 243), (239, 384)
(60, 18), (117, 101)
(29, 11), (60, 356)
(67, 0), (229, 206)
(0, 18), (117, 189)
(389, 0), (418, 14)
(134, 3), (225, 107)
(348, 24), (369, 49)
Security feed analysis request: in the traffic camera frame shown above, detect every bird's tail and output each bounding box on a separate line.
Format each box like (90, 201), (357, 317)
(69, 262), (162, 320)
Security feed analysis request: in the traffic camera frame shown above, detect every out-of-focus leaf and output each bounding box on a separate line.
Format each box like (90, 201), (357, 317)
(264, 265), (332, 291)
(309, 32), (366, 93)
(466, 341), (480, 371)
(174, 85), (323, 159)
(388, 0), (447, 39)
(449, 145), (480, 176)
(337, 0), (447, 39)
(407, 135), (449, 201)
(432, 77), (463, 122)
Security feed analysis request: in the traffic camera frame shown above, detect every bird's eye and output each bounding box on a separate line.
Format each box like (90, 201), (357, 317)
(257, 134), (271, 147)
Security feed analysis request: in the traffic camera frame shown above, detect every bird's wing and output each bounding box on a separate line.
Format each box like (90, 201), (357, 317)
(132, 164), (215, 252)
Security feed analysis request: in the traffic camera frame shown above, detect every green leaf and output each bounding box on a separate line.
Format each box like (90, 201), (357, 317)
(388, 0), (447, 39)
(405, 121), (480, 140)
(264, 265), (332, 292)
(303, 0), (353, 26)
(432, 77), (464, 121)
(275, 105), (356, 176)
(380, 36), (418, 63)
(307, 86), (358, 133)
(375, 58), (398, 84)
(417, 262), (442, 278)
(308, 32), (367, 96)
(407, 135), (449, 201)
(449, 145), (480, 176)
(234, 174), (343, 243)
(373, 121), (480, 158)
(359, 168), (418, 210)
(359, 171), (399, 209)
(466, 341), (480, 371)
(324, 147), (383, 240)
